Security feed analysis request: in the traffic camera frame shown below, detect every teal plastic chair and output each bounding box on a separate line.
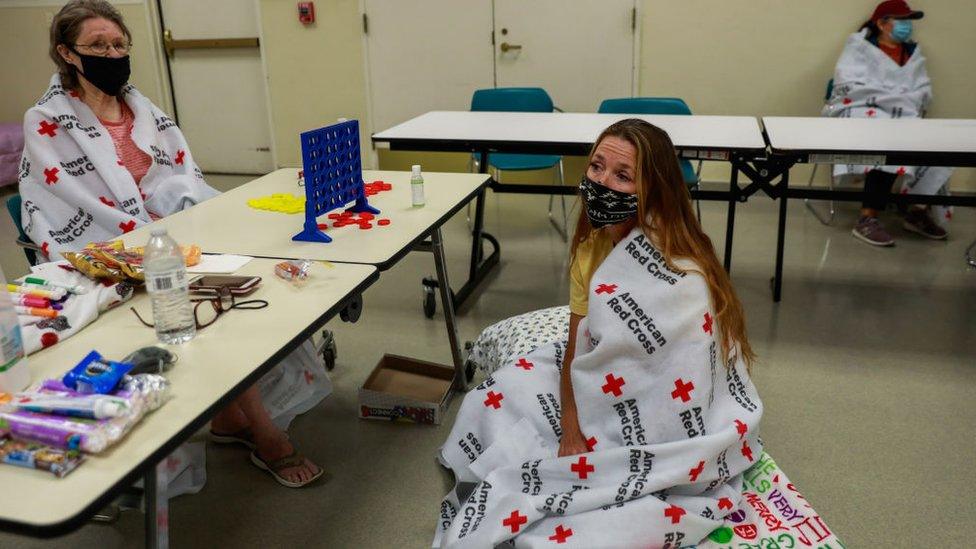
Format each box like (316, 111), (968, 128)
(470, 87), (567, 240)
(804, 79), (836, 225)
(6, 194), (40, 266)
(598, 97), (702, 219)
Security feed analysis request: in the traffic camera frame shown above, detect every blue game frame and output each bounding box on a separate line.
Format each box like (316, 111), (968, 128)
(293, 119), (380, 243)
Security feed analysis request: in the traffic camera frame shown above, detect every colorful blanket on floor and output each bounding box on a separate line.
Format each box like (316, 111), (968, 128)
(18, 74), (219, 259)
(694, 452), (844, 549)
(435, 228), (764, 548)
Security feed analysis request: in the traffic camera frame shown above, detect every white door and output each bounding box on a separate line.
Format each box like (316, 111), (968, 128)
(492, 0), (637, 113)
(364, 0), (495, 134)
(158, 0), (273, 174)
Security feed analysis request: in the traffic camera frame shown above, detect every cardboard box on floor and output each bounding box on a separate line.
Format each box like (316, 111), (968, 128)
(359, 354), (454, 425)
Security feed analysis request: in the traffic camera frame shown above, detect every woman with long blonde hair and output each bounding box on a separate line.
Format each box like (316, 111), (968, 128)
(435, 118), (763, 547)
(560, 117), (755, 456)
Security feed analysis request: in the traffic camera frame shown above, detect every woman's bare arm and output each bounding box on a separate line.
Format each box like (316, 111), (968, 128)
(558, 312), (589, 457)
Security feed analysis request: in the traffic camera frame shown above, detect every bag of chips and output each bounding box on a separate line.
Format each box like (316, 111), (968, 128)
(62, 241), (201, 283)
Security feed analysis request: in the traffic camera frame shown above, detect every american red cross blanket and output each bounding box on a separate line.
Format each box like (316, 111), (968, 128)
(822, 30), (952, 226)
(18, 75), (219, 259)
(435, 228), (764, 548)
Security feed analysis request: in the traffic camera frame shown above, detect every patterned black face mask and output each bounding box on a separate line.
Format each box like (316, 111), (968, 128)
(579, 175), (638, 228)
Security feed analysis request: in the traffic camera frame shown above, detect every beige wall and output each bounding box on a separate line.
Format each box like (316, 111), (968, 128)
(0, 3), (164, 124)
(258, 0), (369, 168)
(640, 0), (976, 189)
(1, 1), (972, 189)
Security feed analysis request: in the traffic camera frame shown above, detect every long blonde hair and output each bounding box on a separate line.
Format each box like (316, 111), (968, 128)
(570, 118), (755, 368)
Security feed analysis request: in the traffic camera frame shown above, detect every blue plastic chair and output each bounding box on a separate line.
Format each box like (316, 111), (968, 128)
(598, 97), (702, 219)
(6, 194), (40, 266)
(470, 87), (567, 239)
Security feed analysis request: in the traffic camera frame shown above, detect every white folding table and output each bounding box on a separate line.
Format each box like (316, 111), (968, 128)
(121, 168), (491, 390)
(762, 117), (976, 300)
(373, 111), (769, 277)
(0, 259), (378, 547)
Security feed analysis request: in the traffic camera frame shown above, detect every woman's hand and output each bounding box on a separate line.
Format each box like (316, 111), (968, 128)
(558, 421), (590, 457)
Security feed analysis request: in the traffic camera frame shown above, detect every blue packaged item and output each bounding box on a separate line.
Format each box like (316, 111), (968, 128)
(62, 351), (135, 395)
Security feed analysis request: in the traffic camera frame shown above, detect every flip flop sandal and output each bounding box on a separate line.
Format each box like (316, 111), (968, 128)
(249, 450), (324, 488)
(208, 427), (256, 450)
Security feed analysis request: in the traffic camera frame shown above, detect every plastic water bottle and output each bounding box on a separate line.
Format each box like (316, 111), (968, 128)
(143, 229), (195, 344)
(411, 164), (426, 207)
(0, 265), (28, 393)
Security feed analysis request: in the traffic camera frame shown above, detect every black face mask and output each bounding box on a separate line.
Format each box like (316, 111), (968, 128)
(70, 49), (131, 96)
(579, 175), (638, 228)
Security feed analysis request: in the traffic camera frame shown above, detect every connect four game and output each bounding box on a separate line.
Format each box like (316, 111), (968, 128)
(293, 119), (379, 243)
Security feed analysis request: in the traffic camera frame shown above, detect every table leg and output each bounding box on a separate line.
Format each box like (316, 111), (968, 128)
(420, 151), (500, 315)
(431, 227), (466, 390)
(723, 162), (739, 272)
(773, 169), (790, 302)
(144, 461), (168, 549)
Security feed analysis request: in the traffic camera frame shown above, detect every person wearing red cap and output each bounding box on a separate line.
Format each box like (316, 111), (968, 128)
(822, 0), (953, 247)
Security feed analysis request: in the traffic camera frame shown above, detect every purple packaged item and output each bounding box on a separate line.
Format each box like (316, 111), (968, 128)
(0, 411), (112, 453)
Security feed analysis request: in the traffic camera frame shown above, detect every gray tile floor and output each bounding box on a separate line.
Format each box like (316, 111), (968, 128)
(2, 176), (974, 548)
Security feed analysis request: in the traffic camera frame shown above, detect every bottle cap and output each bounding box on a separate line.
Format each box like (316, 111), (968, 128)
(150, 228), (168, 237)
(412, 165), (422, 177)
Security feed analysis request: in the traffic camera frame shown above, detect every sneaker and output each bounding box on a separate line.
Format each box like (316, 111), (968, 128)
(852, 216), (895, 247)
(902, 208), (948, 240)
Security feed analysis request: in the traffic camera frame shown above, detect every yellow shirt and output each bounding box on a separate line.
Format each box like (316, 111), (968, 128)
(569, 230), (615, 316)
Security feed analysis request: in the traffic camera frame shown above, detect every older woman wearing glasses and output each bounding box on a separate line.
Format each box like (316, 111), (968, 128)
(18, 0), (322, 487)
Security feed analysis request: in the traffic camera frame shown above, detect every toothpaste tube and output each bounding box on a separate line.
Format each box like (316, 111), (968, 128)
(7, 393), (131, 419)
(0, 436), (84, 478)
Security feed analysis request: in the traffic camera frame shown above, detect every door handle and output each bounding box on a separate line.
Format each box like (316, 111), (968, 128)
(163, 29), (260, 58)
(499, 42), (522, 53)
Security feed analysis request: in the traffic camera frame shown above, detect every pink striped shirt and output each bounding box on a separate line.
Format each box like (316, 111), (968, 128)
(99, 102), (153, 185)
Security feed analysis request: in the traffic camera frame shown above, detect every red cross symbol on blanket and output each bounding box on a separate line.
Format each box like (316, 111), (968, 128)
(571, 456), (595, 479)
(741, 440), (754, 462)
(842, 97), (852, 105)
(896, 167), (906, 176)
(717, 497), (734, 511)
(735, 419), (748, 439)
(303, 370), (315, 384)
(866, 109), (876, 117)
(119, 220), (137, 233)
(595, 283), (617, 295)
(688, 460), (705, 482)
(37, 120), (58, 138)
(43, 167), (59, 185)
(502, 510), (528, 533)
(585, 436), (598, 451)
(702, 312), (713, 335)
(515, 358), (534, 370)
(175, 149), (186, 165)
(99, 196), (116, 207)
(670, 378), (694, 403)
(549, 525), (574, 543)
(41, 242), (50, 255)
(601, 373), (626, 397)
(664, 504), (686, 524)
(69, 90), (80, 98)
(483, 391), (504, 409)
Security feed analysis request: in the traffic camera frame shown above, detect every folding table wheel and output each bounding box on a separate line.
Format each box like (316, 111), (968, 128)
(422, 276), (437, 318)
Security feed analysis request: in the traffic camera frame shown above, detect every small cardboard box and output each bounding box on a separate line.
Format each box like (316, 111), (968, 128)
(359, 354), (455, 425)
